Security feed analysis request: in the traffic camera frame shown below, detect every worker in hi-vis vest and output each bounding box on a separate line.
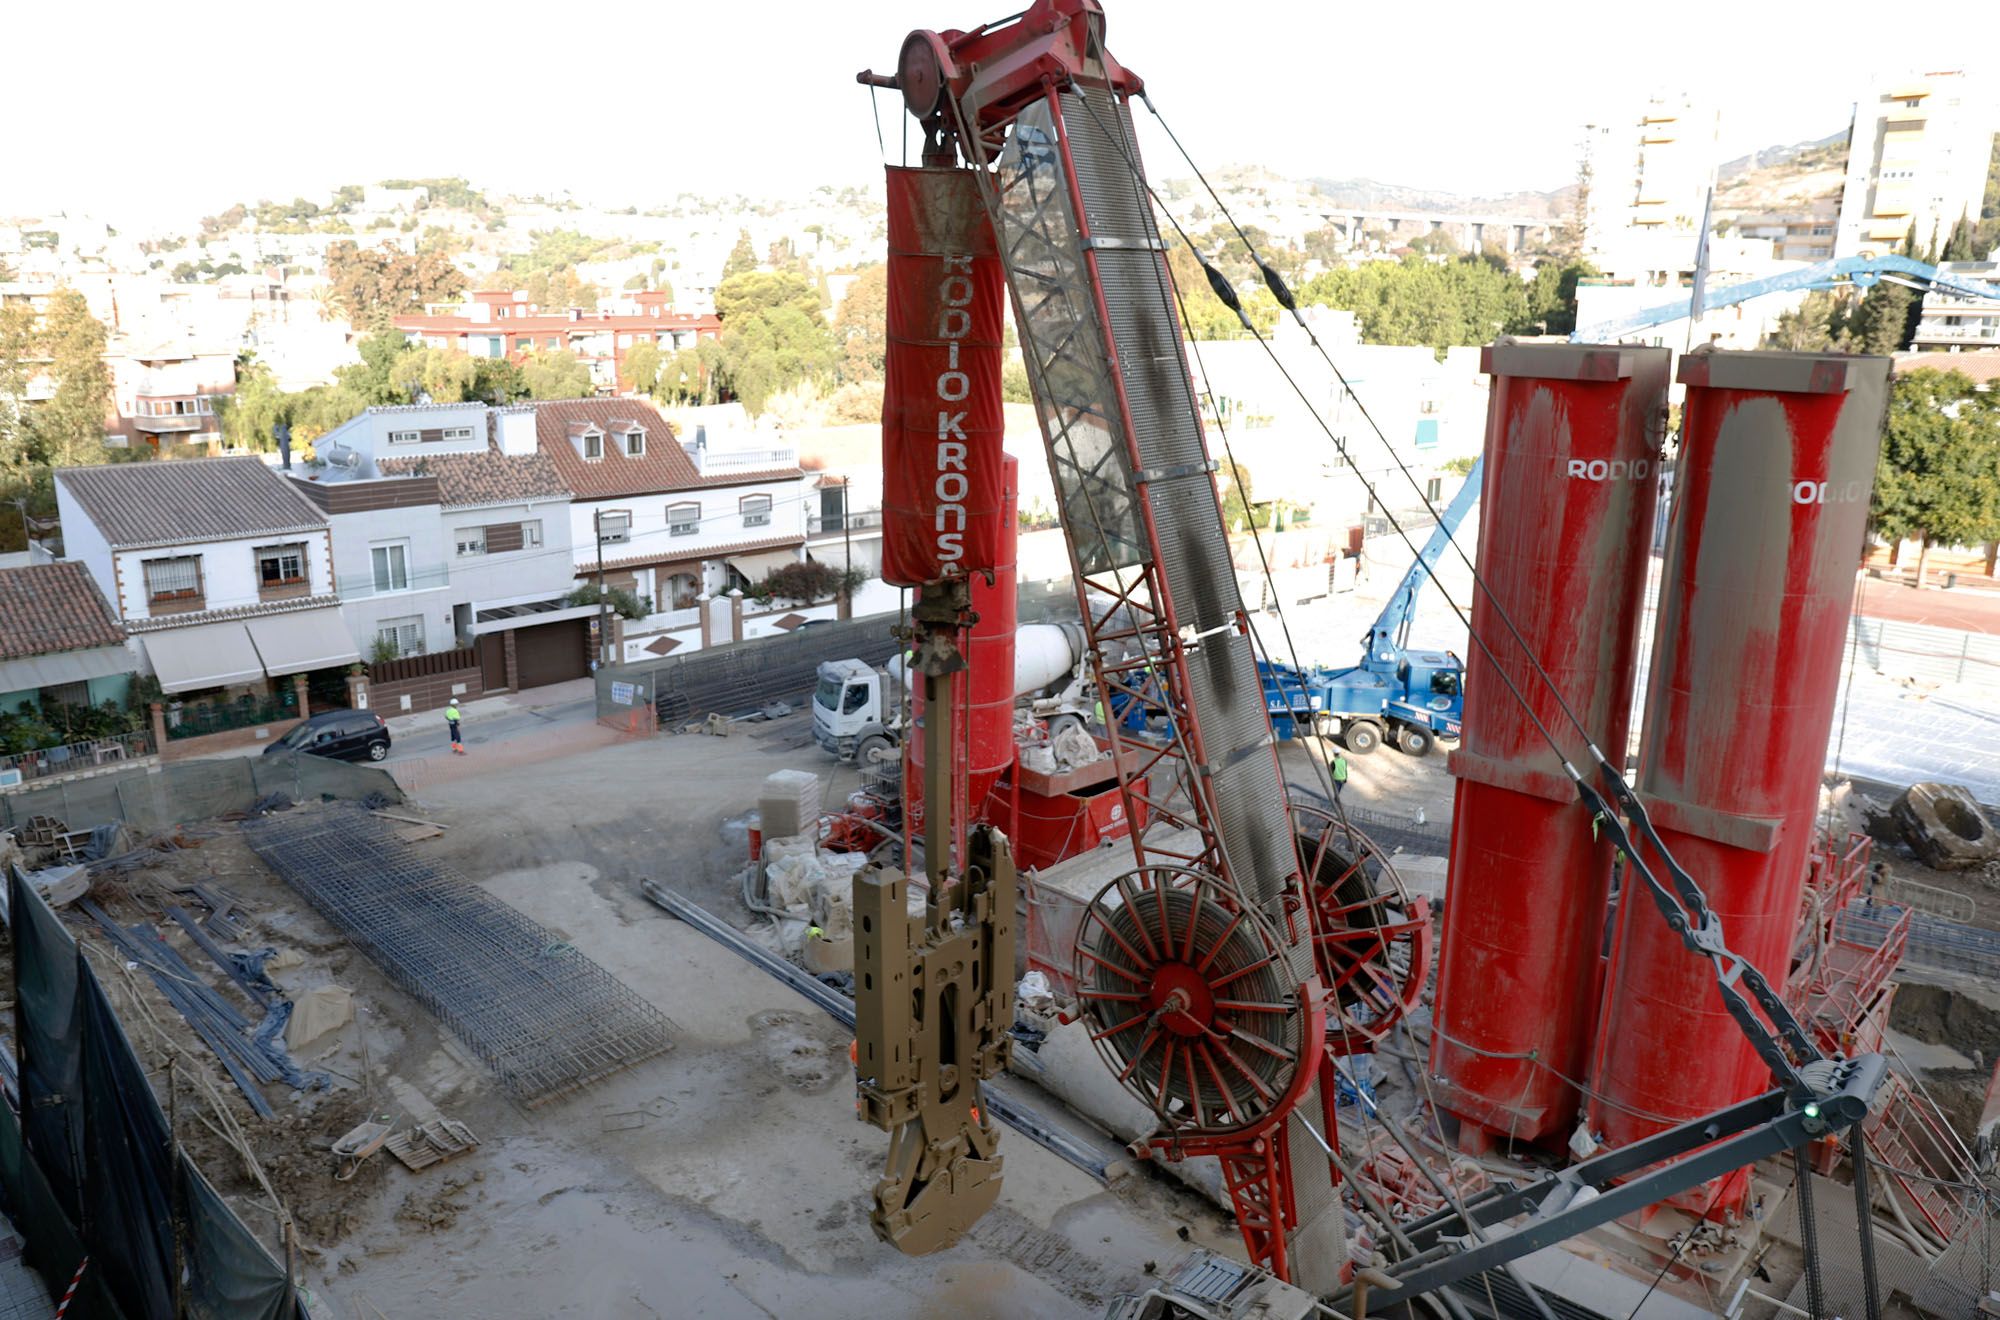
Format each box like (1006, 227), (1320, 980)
(1331, 749), (1348, 804)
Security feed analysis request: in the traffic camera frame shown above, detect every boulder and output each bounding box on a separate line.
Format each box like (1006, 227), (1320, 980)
(1893, 783), (2000, 871)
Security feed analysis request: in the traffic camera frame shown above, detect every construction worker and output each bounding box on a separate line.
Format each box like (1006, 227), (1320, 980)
(1331, 747), (1348, 805)
(446, 698), (465, 755)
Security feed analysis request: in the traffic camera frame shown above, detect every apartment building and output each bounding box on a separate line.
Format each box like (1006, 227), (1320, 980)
(106, 339), (237, 450)
(302, 403), (594, 688)
(394, 290), (721, 393)
(1732, 197), (1841, 264)
(530, 398), (808, 613)
(1835, 71), (1996, 260)
(1584, 93), (1721, 247)
(54, 457), (358, 698)
(1911, 260), (2000, 350)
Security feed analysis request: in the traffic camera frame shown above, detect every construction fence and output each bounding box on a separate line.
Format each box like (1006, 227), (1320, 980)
(0, 754), (402, 838)
(1, 869), (306, 1320)
(1849, 614), (2000, 688)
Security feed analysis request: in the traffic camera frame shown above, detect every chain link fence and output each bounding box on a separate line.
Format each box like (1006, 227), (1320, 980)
(0, 754), (401, 837)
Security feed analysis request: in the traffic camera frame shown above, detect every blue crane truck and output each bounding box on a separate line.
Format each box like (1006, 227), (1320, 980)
(1258, 458), (1478, 757)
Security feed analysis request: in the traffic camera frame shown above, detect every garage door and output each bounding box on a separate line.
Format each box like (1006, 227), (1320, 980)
(514, 618), (589, 689)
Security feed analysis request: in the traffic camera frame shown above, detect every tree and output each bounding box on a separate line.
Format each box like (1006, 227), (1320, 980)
(721, 306), (836, 415)
(1299, 255), (1529, 351)
(337, 332), (418, 405)
(1164, 236), (1279, 340)
(35, 289), (112, 467)
(623, 340), (663, 396)
(214, 359), (292, 450)
(389, 345), (479, 403)
(0, 299), (35, 476)
(715, 270), (821, 325)
(1845, 279), (1918, 355)
(1520, 258), (1597, 337)
(721, 229), (759, 280)
(470, 355), (526, 404)
(1943, 210), (1980, 263)
(832, 264), (888, 383)
(324, 241), (467, 330)
(520, 350), (594, 400)
(658, 341), (724, 406)
(1218, 462), (1255, 530)
(1873, 369), (2000, 586)
(1766, 290), (1849, 352)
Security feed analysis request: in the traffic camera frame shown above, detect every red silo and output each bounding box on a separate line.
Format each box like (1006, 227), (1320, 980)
(1431, 342), (1670, 1148)
(1588, 351), (1888, 1214)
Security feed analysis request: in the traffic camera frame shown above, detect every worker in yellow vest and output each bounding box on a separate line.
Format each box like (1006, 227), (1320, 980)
(1331, 748), (1348, 805)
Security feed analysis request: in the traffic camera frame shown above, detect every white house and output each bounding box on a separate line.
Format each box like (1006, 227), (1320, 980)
(529, 398), (809, 612)
(301, 403), (595, 689)
(55, 457), (359, 698)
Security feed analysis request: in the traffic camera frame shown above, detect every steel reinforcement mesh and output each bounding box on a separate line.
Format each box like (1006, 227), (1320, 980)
(244, 806), (671, 1106)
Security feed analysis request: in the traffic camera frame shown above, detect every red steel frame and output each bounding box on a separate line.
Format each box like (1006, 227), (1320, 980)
(876, 0), (1333, 1279)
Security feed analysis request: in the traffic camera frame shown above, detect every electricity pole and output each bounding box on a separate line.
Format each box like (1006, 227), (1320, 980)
(594, 510), (610, 666)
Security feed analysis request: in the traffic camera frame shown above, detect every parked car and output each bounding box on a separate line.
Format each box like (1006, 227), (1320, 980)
(264, 709), (391, 762)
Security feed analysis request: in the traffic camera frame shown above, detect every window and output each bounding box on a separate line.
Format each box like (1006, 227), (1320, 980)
(1424, 477), (1442, 503)
(442, 426), (475, 442)
(371, 543), (409, 593)
(582, 429), (604, 460)
(624, 427), (646, 457)
(142, 555), (202, 604)
(456, 526), (487, 557)
(545, 336), (560, 350)
(842, 684), (869, 714)
(523, 520), (543, 548)
(740, 494), (772, 528)
(1811, 225), (1834, 236)
(39, 681), (89, 710)
(376, 616), (424, 659)
(668, 502), (700, 535)
(256, 542), (307, 589)
(388, 429), (420, 445)
(515, 337), (531, 352)
(666, 571), (699, 609)
(597, 511), (632, 545)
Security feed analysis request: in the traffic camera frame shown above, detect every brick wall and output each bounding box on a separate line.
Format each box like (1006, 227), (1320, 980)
(161, 717), (307, 762)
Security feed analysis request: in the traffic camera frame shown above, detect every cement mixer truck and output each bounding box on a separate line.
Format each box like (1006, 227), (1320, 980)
(812, 622), (1093, 766)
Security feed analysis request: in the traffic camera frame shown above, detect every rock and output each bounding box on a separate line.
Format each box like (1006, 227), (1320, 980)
(1893, 783), (2000, 871)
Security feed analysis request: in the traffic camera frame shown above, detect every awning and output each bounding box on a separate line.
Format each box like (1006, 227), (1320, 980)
(0, 645), (132, 696)
(142, 624), (265, 695)
(726, 548), (801, 581)
(246, 608), (361, 677)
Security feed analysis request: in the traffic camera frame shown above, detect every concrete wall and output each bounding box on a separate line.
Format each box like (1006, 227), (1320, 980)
(53, 482), (116, 616)
(441, 496), (577, 604)
(326, 505), (453, 656)
(112, 530), (335, 621)
(567, 474), (809, 577)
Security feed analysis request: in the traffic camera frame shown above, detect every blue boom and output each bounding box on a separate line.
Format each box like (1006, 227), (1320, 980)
(1260, 459), (1478, 756)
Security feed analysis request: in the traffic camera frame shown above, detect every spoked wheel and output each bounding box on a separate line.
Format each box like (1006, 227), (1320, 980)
(1072, 866), (1306, 1135)
(1290, 803), (1432, 1055)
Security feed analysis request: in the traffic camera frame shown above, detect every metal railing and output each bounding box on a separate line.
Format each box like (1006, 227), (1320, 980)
(0, 729), (155, 784)
(807, 510), (883, 536)
(164, 689), (299, 741)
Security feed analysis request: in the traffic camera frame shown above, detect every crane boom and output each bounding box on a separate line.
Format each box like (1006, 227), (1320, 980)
(1366, 456), (1480, 664)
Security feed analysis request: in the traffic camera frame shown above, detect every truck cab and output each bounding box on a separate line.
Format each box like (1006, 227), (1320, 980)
(812, 659), (894, 763)
(1384, 649), (1464, 754)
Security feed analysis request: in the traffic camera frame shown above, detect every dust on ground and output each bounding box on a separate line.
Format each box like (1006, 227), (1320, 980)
(3, 712), (1235, 1319)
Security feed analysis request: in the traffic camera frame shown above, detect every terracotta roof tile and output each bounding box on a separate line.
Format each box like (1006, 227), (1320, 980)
(0, 563), (126, 660)
(57, 456), (325, 549)
(378, 441), (570, 509)
(532, 399), (703, 498)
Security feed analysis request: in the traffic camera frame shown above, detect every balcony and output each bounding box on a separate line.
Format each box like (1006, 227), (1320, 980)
(686, 445), (797, 475)
(808, 509), (883, 538)
(133, 414), (206, 434)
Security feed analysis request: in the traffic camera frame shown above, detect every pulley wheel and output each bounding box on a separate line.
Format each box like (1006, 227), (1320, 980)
(1291, 803), (1432, 1055)
(1072, 865), (1303, 1134)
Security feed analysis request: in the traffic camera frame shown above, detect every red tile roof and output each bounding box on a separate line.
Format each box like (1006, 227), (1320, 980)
(1896, 351), (2000, 384)
(532, 399), (702, 498)
(0, 562), (126, 661)
(378, 440), (570, 509)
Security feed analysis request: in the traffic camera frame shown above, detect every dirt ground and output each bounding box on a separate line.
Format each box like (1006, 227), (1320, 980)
(12, 713), (1239, 1320)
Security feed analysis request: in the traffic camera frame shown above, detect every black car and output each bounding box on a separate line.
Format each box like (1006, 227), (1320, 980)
(264, 709), (392, 762)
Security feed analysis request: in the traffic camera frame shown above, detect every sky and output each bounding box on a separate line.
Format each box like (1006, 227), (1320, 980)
(5, 0), (1995, 231)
